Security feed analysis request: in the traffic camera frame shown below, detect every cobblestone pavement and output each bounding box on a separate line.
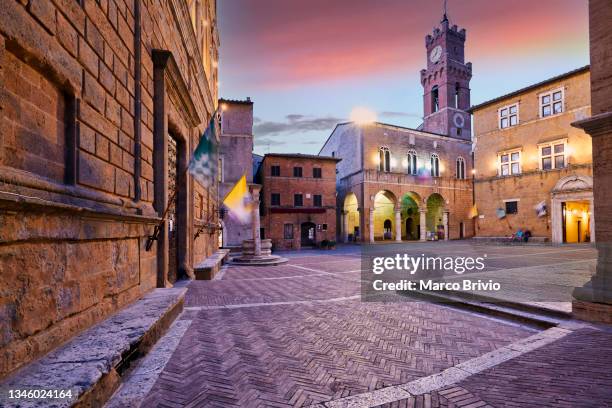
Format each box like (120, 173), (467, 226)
(139, 244), (610, 408)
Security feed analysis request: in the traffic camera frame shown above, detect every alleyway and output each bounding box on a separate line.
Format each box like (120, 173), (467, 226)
(109, 245), (612, 408)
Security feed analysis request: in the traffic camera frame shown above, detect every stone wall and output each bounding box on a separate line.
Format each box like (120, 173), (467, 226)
(473, 69), (592, 240)
(218, 99), (254, 247)
(0, 0), (219, 378)
(325, 122), (474, 242)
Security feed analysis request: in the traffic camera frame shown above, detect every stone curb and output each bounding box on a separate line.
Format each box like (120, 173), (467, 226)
(0, 287), (187, 408)
(399, 289), (563, 329)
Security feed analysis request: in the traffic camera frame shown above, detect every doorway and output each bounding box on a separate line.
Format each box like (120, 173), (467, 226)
(383, 219), (392, 240)
(406, 218), (414, 240)
(300, 222), (316, 247)
(168, 133), (178, 284)
(562, 201), (591, 243)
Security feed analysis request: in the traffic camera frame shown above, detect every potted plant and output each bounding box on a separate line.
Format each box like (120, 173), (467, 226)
(328, 240), (336, 249)
(320, 239), (329, 249)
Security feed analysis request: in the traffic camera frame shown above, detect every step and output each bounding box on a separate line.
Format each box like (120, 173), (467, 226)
(194, 249), (230, 280)
(0, 286), (187, 408)
(400, 290), (564, 330)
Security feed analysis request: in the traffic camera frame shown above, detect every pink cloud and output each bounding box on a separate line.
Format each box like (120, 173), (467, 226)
(219, 0), (587, 89)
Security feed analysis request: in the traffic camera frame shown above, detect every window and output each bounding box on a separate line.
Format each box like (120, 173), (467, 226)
(313, 194), (322, 207)
(322, 224), (328, 231)
(499, 103), (519, 129)
(313, 167), (322, 178)
(379, 147), (391, 172)
(271, 193), (280, 206)
(505, 201), (518, 214)
(283, 224), (293, 239)
(293, 166), (303, 177)
(430, 153), (440, 177)
(540, 141), (566, 170)
(271, 165), (280, 176)
(499, 150), (521, 176)
(431, 85), (439, 112)
(540, 89), (564, 117)
(407, 150), (417, 175)
(454, 83), (460, 108)
(456, 157), (466, 179)
(294, 194), (303, 207)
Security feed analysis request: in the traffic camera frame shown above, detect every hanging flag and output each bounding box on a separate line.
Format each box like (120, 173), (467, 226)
(534, 201), (547, 217)
(222, 174), (252, 224)
(188, 113), (219, 188)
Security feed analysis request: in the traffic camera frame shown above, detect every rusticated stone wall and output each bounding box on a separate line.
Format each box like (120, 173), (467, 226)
(0, 0), (219, 378)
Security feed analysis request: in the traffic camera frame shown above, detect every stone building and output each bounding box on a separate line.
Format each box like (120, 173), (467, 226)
(0, 0), (219, 378)
(571, 0), (612, 322)
(471, 67), (593, 243)
(319, 14), (474, 243)
(218, 97), (254, 248)
(258, 153), (340, 250)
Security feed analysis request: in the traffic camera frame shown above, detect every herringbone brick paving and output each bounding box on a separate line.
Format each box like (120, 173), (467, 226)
(454, 328), (612, 408)
(143, 249), (537, 407)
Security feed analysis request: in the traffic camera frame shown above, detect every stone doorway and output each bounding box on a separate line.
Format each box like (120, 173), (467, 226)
(300, 222), (316, 247)
(551, 175), (594, 244)
(562, 201), (592, 243)
(168, 134), (179, 283)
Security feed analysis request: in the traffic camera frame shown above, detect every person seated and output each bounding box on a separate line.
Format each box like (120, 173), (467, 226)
(523, 230), (532, 242)
(513, 229), (524, 242)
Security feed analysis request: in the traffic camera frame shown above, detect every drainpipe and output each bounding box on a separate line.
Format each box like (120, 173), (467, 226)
(133, 0), (142, 203)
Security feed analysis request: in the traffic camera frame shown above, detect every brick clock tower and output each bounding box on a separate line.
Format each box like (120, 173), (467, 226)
(421, 13), (472, 140)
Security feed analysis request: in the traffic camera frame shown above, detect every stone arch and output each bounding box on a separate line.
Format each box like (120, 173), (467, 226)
(552, 175), (593, 193)
(343, 192), (361, 242)
(373, 190), (398, 241)
(426, 193), (446, 239)
(400, 192), (422, 240)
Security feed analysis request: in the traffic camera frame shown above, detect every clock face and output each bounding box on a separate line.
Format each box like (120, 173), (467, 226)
(430, 45), (442, 63)
(453, 113), (465, 128)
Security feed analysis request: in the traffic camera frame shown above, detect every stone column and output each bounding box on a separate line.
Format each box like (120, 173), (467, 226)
(369, 208), (375, 243)
(395, 208), (402, 242)
(443, 211), (449, 241)
(569, 0), (612, 322)
(419, 209), (427, 241)
(342, 211), (349, 242)
(250, 185), (262, 256)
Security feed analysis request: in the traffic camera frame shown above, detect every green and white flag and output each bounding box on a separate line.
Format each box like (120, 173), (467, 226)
(188, 113), (219, 188)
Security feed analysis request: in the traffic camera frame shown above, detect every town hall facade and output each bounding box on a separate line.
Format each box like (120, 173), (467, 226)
(319, 14), (474, 243)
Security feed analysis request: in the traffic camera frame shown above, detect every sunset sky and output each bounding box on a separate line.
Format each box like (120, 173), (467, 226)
(218, 0), (589, 155)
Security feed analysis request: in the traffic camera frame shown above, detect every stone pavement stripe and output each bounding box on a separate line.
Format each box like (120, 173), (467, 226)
(105, 318), (193, 408)
(314, 326), (571, 408)
(227, 269), (363, 281)
(184, 295), (361, 310)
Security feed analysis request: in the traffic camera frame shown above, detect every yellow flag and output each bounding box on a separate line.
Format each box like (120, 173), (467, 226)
(468, 205), (478, 219)
(223, 175), (251, 224)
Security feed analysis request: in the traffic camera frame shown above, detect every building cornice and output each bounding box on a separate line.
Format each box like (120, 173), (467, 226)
(572, 111), (612, 137)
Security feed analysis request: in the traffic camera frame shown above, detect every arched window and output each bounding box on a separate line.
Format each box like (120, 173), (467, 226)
(430, 153), (440, 177)
(407, 150), (418, 175)
(431, 86), (439, 113)
(454, 82), (460, 108)
(456, 157), (466, 179)
(379, 147), (391, 172)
